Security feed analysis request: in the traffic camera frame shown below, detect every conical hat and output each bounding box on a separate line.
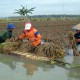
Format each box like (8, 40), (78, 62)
(72, 24), (80, 30)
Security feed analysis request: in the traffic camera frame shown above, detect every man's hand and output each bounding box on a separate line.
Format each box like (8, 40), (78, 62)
(75, 39), (80, 42)
(14, 37), (19, 41)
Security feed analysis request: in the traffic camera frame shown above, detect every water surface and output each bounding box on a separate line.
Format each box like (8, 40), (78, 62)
(0, 53), (80, 80)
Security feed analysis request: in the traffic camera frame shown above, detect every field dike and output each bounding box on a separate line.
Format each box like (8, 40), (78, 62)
(0, 40), (65, 62)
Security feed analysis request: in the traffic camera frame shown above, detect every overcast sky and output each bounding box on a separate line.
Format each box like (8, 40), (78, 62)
(0, 0), (80, 17)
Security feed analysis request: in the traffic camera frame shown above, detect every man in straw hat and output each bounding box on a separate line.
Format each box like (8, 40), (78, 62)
(72, 23), (80, 56)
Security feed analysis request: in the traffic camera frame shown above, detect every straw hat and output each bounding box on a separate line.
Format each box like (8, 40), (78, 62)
(72, 24), (80, 30)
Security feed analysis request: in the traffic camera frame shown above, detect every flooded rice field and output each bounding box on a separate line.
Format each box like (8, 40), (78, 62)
(0, 18), (80, 80)
(0, 49), (80, 80)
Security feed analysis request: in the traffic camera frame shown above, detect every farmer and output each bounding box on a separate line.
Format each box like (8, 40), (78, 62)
(72, 24), (80, 56)
(15, 22), (41, 47)
(0, 23), (15, 43)
(74, 30), (80, 56)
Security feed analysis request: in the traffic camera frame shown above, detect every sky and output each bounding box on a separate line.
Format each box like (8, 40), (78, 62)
(0, 0), (80, 17)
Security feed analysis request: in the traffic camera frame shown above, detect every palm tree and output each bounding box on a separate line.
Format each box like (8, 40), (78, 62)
(25, 5), (35, 18)
(14, 5), (25, 19)
(14, 5), (35, 19)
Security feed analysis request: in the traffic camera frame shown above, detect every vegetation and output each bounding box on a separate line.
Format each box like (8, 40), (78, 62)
(14, 5), (35, 19)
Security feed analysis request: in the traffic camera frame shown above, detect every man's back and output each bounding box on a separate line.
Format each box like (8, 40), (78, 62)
(0, 30), (10, 43)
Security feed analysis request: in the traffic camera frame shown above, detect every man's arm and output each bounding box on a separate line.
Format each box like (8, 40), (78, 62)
(35, 32), (41, 40)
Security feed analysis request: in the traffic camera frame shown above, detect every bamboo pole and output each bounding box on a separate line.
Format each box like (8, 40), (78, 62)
(10, 51), (50, 61)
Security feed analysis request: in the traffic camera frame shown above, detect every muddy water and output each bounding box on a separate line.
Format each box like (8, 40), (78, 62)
(0, 51), (80, 80)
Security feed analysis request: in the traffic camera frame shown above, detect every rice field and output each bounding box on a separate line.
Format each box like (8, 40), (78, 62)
(0, 18), (80, 58)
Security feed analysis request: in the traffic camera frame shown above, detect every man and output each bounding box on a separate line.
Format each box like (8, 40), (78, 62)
(0, 23), (15, 43)
(72, 23), (80, 56)
(74, 30), (80, 55)
(15, 22), (41, 47)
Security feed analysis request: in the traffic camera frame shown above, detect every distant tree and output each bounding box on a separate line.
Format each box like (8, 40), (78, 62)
(24, 5), (35, 18)
(14, 5), (35, 19)
(14, 5), (25, 19)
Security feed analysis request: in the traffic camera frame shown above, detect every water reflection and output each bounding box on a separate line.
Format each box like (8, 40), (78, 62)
(23, 63), (38, 76)
(68, 57), (80, 80)
(0, 54), (55, 77)
(64, 49), (80, 80)
(0, 54), (16, 70)
(0, 53), (80, 80)
(23, 59), (55, 76)
(69, 67), (80, 80)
